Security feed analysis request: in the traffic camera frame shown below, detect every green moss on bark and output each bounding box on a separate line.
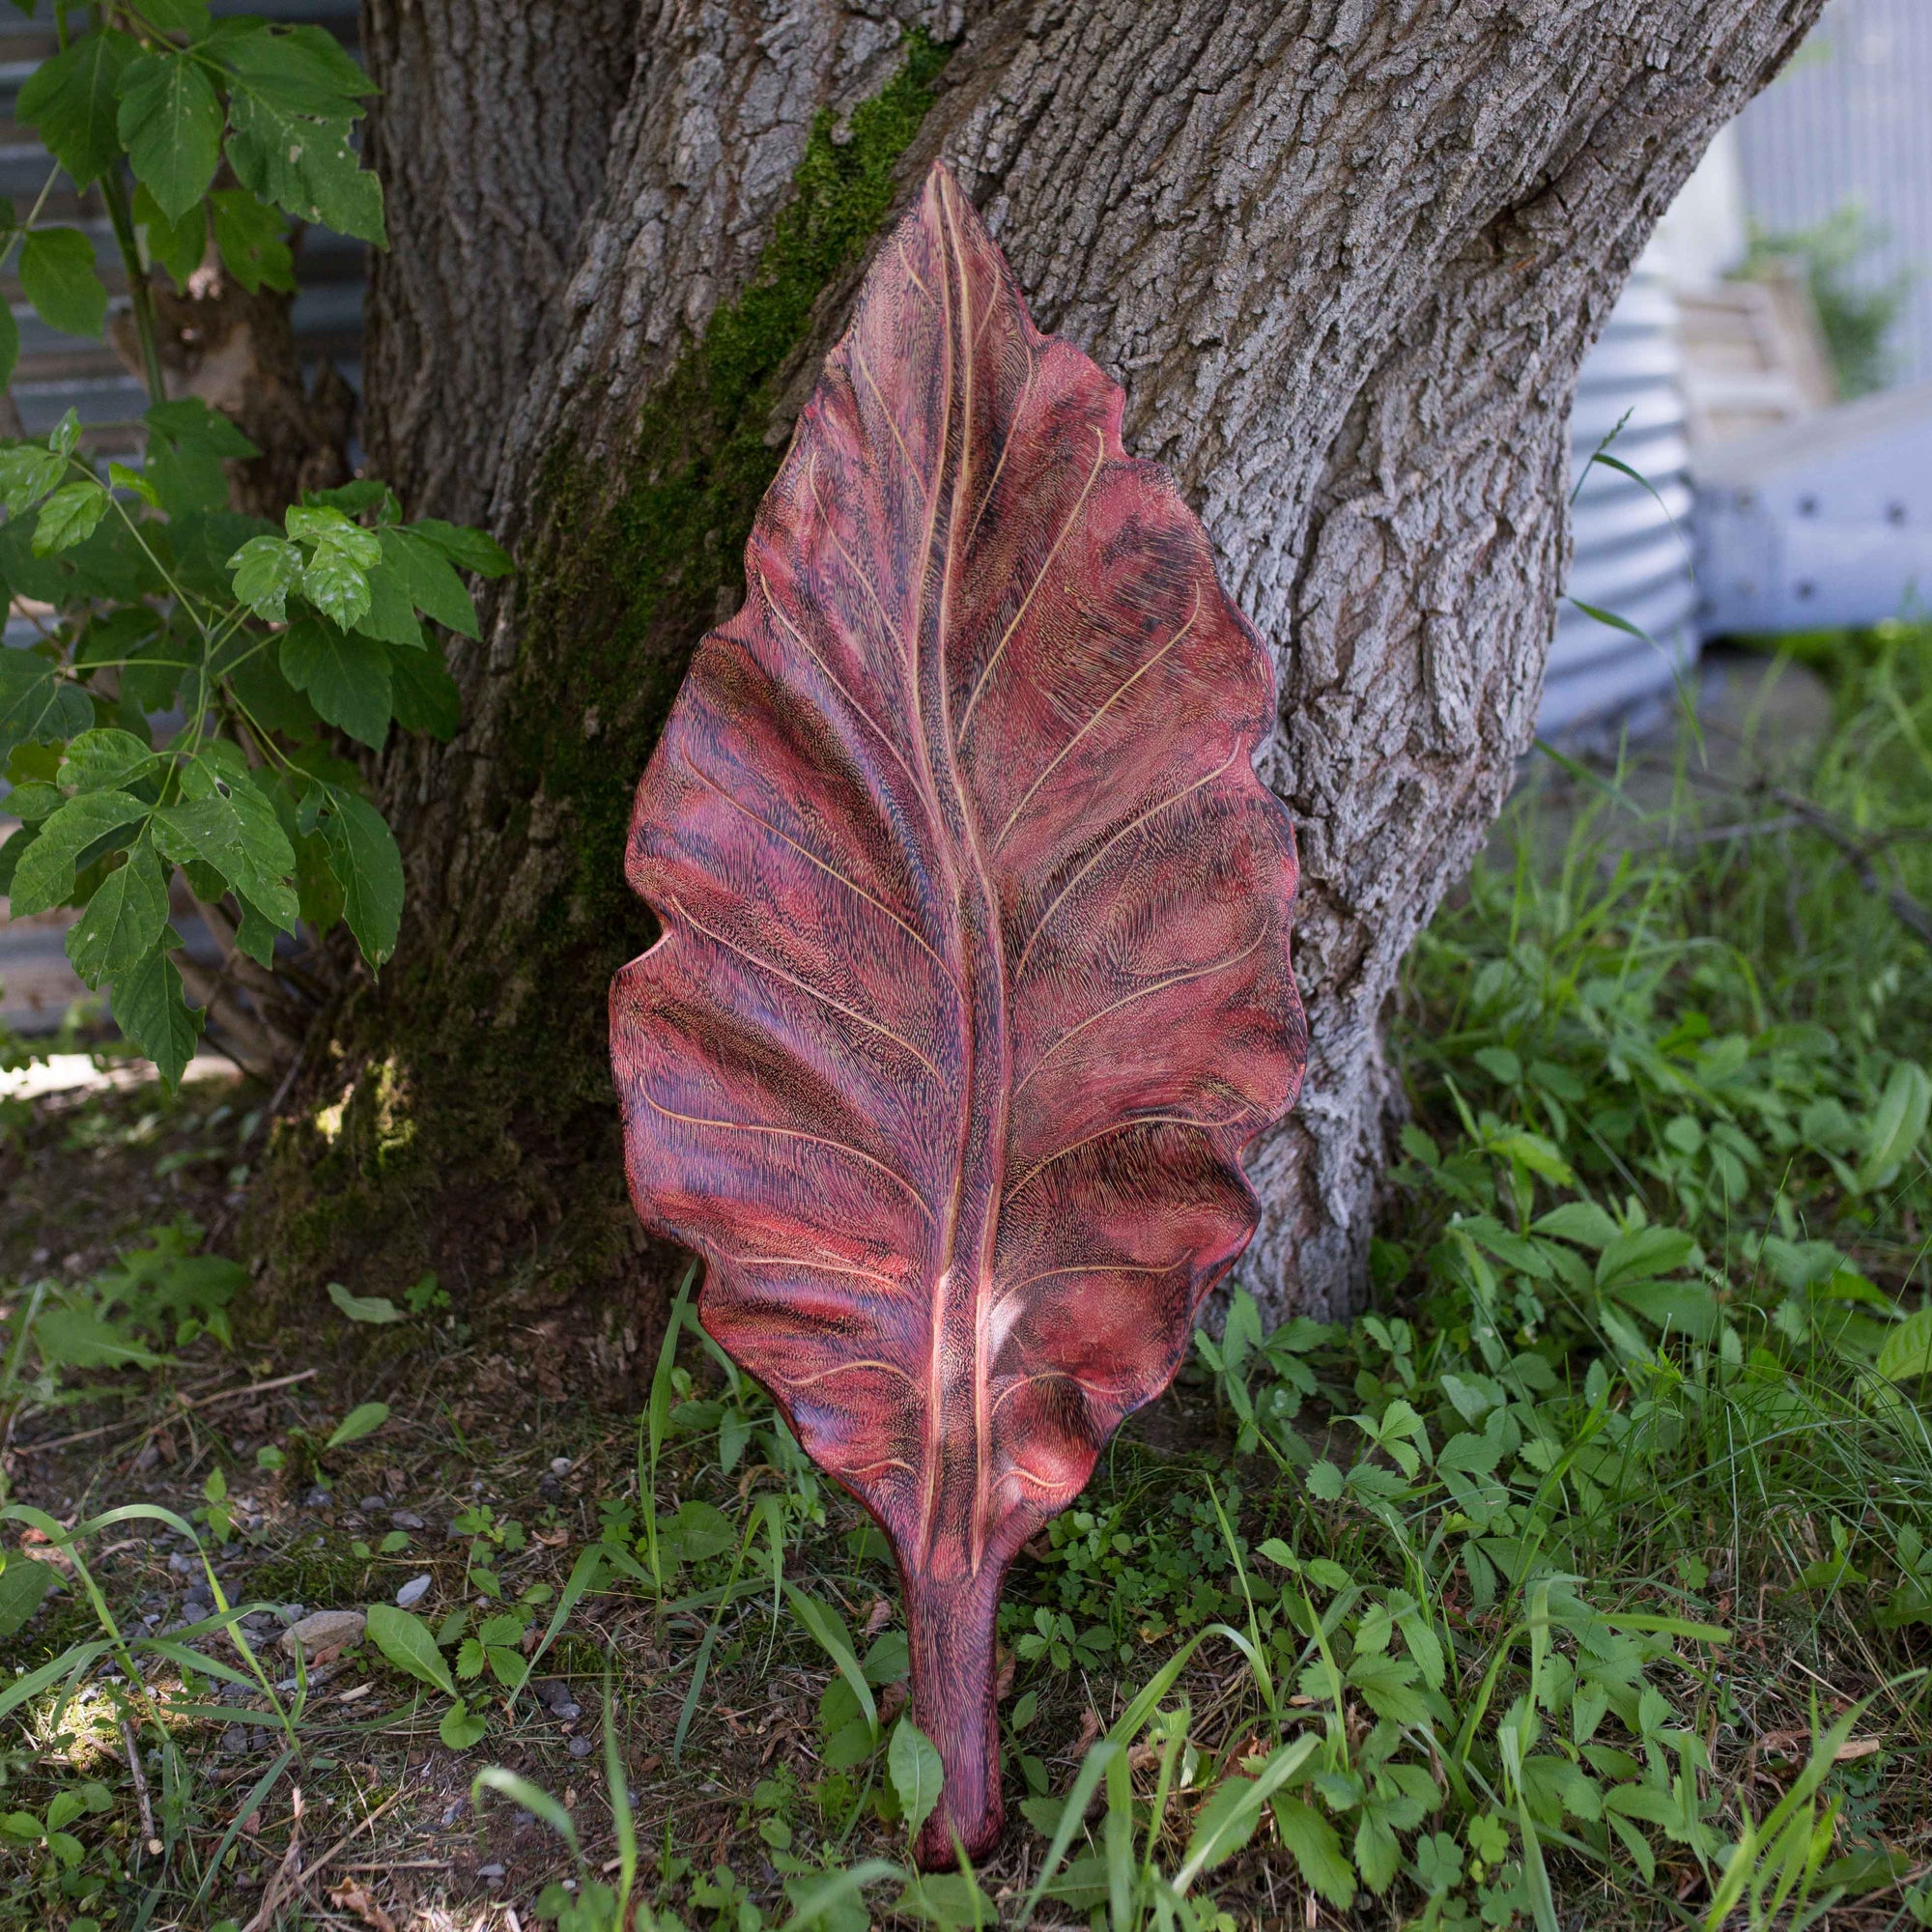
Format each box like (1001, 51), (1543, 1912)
(257, 37), (951, 1379)
(517, 27), (952, 942)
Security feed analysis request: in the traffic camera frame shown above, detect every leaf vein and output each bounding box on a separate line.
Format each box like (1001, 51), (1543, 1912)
(639, 1089), (932, 1224)
(671, 895), (948, 1084)
(991, 587), (1203, 852)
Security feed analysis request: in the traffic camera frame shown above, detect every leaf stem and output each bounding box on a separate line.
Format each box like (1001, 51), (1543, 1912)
(91, 454), (210, 636)
(99, 167), (168, 410)
(86, 3), (167, 408)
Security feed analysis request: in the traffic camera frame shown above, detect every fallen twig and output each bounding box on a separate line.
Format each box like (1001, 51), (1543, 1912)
(121, 1715), (157, 1857)
(242, 1786), (304, 1932)
(1771, 785), (1932, 950)
(1620, 812), (1808, 852)
(16, 1368), (321, 1457)
(178, 1368), (323, 1413)
(299, 1787), (412, 1892)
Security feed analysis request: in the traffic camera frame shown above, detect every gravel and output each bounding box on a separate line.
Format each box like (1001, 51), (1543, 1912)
(394, 1574), (433, 1609)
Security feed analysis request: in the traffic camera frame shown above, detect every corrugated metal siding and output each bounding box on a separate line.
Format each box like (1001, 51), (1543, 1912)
(1736, 0), (1932, 390)
(1540, 269), (1699, 737)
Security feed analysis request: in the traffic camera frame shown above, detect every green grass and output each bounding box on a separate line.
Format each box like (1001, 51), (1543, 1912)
(4, 628), (1932, 1929)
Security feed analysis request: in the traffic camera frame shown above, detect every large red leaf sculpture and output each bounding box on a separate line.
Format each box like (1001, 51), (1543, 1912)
(611, 160), (1306, 1867)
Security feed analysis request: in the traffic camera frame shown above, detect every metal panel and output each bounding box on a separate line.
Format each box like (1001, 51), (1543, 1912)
(1540, 267), (1699, 738)
(1735, 0), (1932, 390)
(1695, 381), (1932, 633)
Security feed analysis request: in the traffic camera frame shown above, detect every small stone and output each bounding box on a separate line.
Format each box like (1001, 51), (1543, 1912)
(513, 1808), (535, 1828)
(358, 1494), (387, 1512)
(440, 1802), (465, 1828)
(395, 1574), (433, 1609)
(567, 1735), (594, 1758)
(390, 1510), (425, 1531)
(549, 1457), (572, 1475)
(281, 1609), (367, 1656)
(279, 1605), (305, 1624)
(303, 1487), (334, 1510)
(167, 1552), (194, 1576)
(182, 1598), (213, 1625)
(220, 1723), (248, 1753)
(477, 1862), (506, 1881)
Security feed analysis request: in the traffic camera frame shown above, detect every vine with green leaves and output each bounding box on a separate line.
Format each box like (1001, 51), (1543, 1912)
(0, 0), (505, 1082)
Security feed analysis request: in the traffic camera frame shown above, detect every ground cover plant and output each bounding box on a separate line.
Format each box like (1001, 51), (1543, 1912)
(2, 625), (1931, 1929)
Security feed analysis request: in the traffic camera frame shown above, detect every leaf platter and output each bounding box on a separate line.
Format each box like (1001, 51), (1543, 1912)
(611, 160), (1306, 1865)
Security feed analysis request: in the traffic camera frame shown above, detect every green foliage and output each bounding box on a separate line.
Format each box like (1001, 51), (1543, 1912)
(17, 7), (382, 265)
(595, 634), (1932, 1927)
(0, 13), (509, 1081)
(1745, 205), (1912, 399)
(0, 406), (507, 1081)
(323, 1399), (389, 1448)
(0, 1495), (311, 1927)
(1, 1222), (244, 1471)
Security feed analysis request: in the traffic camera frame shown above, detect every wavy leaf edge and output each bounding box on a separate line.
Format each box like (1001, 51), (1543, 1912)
(611, 159), (1306, 1866)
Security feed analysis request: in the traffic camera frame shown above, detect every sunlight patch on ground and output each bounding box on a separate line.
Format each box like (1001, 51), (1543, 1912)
(0, 1051), (238, 1101)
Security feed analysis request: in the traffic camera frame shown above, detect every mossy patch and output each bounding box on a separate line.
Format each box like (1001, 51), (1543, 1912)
(513, 25), (953, 948)
(256, 35), (952, 1373)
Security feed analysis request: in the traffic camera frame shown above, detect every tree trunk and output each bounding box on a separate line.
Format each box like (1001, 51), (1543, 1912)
(259, 0), (1820, 1372)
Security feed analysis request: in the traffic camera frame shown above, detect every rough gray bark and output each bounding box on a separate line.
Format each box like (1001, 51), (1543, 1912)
(341, 0), (1821, 1340)
(360, 0), (639, 526)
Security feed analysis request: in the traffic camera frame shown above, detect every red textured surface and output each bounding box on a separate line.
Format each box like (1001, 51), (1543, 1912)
(611, 160), (1305, 1867)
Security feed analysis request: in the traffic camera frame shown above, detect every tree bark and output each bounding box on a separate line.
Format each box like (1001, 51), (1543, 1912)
(271, 0), (1820, 1367)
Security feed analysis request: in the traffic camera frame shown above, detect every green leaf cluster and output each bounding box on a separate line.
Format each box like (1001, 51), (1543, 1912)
(7, 6), (385, 395)
(0, 404), (509, 1083)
